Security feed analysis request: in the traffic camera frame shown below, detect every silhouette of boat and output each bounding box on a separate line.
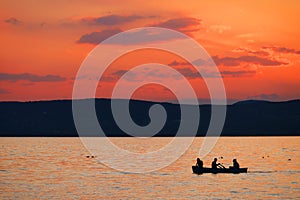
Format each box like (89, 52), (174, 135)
(192, 166), (248, 174)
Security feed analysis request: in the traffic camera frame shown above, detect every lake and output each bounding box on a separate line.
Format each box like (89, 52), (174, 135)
(1, 137), (300, 199)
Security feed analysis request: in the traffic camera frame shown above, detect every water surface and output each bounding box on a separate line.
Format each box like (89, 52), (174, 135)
(1, 137), (299, 199)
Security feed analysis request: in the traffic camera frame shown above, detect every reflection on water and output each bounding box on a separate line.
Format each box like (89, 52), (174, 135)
(1, 137), (299, 199)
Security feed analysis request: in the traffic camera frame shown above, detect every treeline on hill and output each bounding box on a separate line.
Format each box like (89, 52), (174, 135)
(0, 99), (300, 136)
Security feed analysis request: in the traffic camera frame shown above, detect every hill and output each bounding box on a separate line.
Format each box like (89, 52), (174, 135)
(0, 99), (300, 136)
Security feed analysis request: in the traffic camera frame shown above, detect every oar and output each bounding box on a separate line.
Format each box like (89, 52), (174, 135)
(218, 163), (226, 169)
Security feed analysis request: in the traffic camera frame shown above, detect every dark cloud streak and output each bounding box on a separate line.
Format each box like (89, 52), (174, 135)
(262, 46), (300, 55)
(77, 28), (185, 45)
(0, 73), (66, 82)
(221, 70), (256, 77)
(82, 15), (146, 25)
(152, 17), (202, 32)
(212, 55), (287, 66)
(169, 54), (286, 67)
(77, 29), (122, 44)
(233, 47), (270, 57)
(4, 17), (21, 25)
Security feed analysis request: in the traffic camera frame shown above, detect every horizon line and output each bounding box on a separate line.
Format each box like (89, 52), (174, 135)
(0, 97), (299, 106)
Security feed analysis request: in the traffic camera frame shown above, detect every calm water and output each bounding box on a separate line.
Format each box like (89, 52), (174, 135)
(1, 137), (300, 199)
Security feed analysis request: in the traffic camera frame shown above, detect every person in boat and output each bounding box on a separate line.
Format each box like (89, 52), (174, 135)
(211, 158), (225, 169)
(196, 158), (203, 168)
(230, 159), (240, 169)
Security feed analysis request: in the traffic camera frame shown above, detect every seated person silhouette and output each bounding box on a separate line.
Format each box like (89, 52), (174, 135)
(211, 158), (225, 169)
(196, 158), (203, 168)
(230, 159), (240, 169)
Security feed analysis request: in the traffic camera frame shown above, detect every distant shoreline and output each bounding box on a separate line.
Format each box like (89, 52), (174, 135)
(1, 97), (299, 105)
(1, 135), (300, 137)
(1, 98), (300, 137)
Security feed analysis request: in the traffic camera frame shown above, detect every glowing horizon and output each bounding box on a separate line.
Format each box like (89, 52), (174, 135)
(1, 1), (300, 102)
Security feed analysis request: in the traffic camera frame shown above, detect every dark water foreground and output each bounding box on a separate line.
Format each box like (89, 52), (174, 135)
(1, 137), (299, 199)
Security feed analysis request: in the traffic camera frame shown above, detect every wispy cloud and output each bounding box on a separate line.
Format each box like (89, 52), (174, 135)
(77, 16), (201, 45)
(168, 58), (214, 67)
(168, 60), (189, 67)
(152, 17), (202, 33)
(212, 55), (287, 67)
(168, 53), (286, 68)
(4, 17), (21, 25)
(77, 29), (122, 44)
(232, 47), (270, 57)
(0, 73), (66, 82)
(262, 46), (300, 55)
(81, 15), (147, 25)
(234, 46), (300, 56)
(99, 65), (256, 83)
(177, 67), (219, 78)
(77, 28), (185, 45)
(221, 70), (256, 77)
(107, 68), (183, 82)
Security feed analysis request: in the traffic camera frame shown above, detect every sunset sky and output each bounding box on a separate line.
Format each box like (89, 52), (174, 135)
(1, 0), (299, 103)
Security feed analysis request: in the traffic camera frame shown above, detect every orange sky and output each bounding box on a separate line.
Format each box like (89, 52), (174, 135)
(0, 0), (300, 103)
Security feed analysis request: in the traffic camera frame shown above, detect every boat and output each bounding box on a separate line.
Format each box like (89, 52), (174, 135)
(192, 166), (248, 174)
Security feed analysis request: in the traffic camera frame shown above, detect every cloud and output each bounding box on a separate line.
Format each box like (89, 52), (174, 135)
(168, 60), (190, 67)
(0, 73), (66, 82)
(168, 58), (214, 67)
(247, 93), (279, 101)
(212, 55), (287, 66)
(100, 68), (185, 82)
(112, 69), (128, 76)
(111, 67), (215, 80)
(4, 17), (21, 25)
(185, 68), (222, 78)
(232, 47), (270, 57)
(168, 54), (285, 68)
(99, 69), (142, 82)
(77, 29), (122, 44)
(81, 15), (145, 25)
(221, 70), (256, 77)
(234, 46), (300, 56)
(98, 65), (257, 84)
(262, 46), (300, 55)
(102, 66), (257, 82)
(176, 67), (256, 78)
(109, 68), (182, 82)
(0, 88), (10, 94)
(152, 17), (202, 32)
(168, 60), (257, 77)
(78, 28), (185, 45)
